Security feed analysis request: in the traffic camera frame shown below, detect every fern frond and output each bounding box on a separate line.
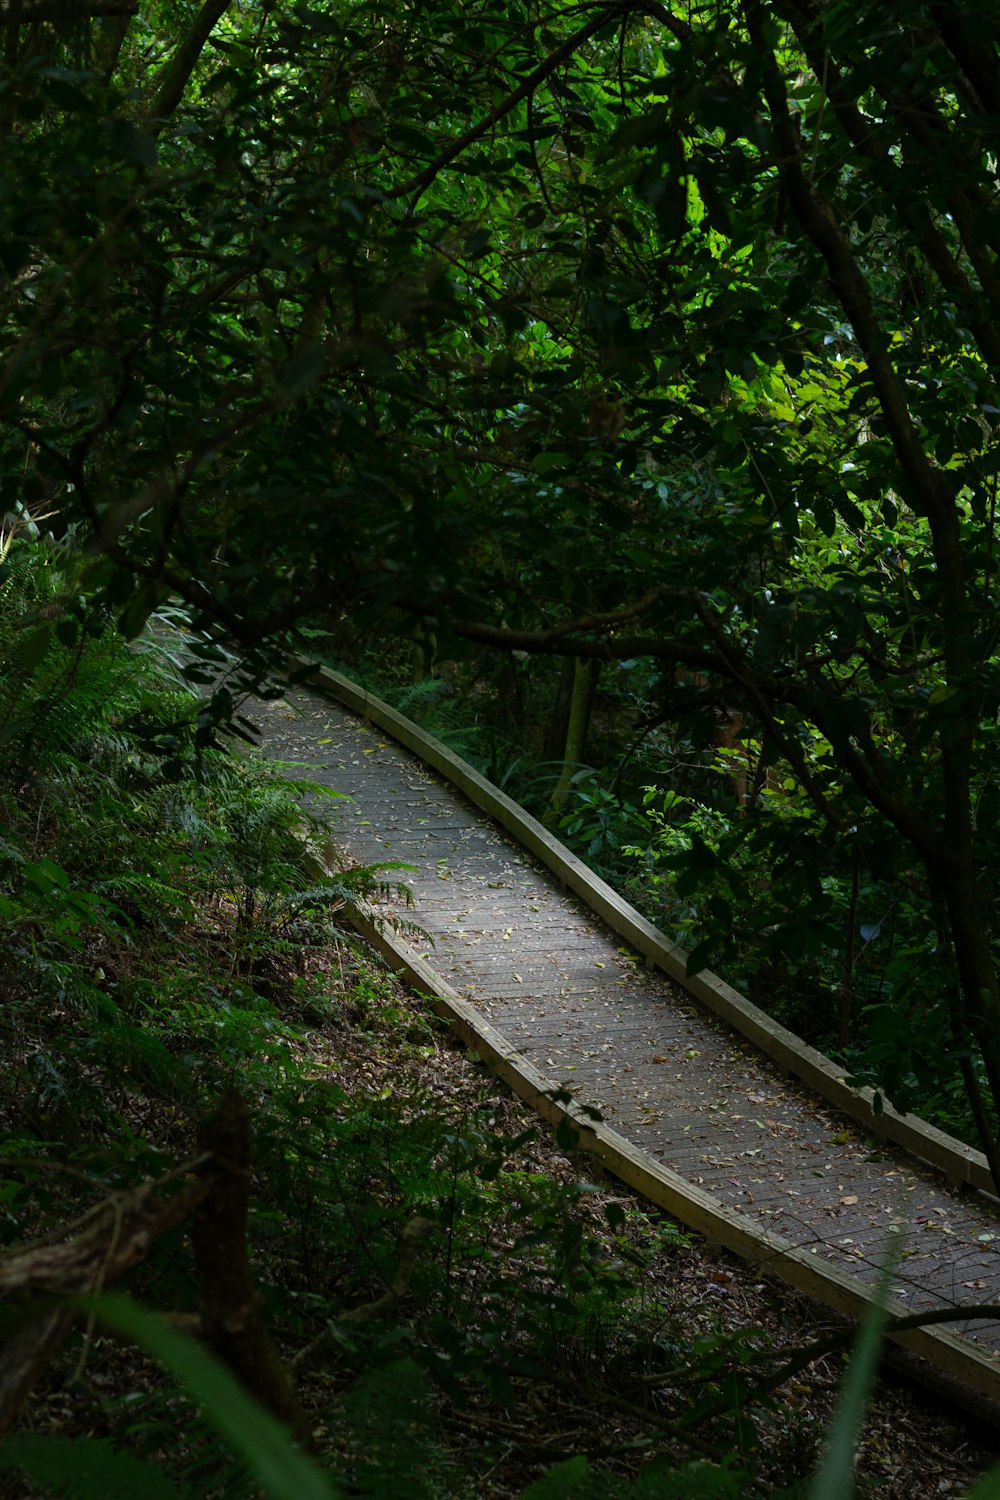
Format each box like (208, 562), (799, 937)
(0, 1434), (191, 1500)
(91, 870), (196, 925)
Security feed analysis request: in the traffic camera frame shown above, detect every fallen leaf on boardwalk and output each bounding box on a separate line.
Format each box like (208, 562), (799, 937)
(318, 737), (334, 744)
(652, 1055), (668, 1063)
(840, 1195), (859, 1206)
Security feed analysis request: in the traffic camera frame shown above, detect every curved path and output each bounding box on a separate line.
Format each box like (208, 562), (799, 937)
(252, 669), (1000, 1408)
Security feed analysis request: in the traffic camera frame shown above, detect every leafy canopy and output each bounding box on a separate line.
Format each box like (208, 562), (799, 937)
(6, 1), (1000, 1168)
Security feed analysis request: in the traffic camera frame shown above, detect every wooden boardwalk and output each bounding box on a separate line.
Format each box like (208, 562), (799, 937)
(252, 682), (1000, 1382)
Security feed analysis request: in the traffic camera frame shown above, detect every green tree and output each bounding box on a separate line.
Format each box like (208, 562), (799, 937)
(5, 1), (1000, 1177)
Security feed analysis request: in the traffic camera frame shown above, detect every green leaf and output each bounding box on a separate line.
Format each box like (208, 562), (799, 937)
(0, 1435), (184, 1500)
(962, 1463), (1000, 1499)
(519, 1455), (590, 1498)
(107, 118), (157, 166)
(17, 623), (53, 673)
(807, 1274), (893, 1500)
(278, 344), (326, 397)
(685, 941), (715, 978)
(119, 586), (160, 641)
(24, 857), (70, 894)
(611, 108), (667, 151)
(530, 451), (571, 473)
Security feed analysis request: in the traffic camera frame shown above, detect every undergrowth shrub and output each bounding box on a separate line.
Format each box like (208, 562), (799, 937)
(0, 541), (414, 1151)
(618, 762), (981, 1143)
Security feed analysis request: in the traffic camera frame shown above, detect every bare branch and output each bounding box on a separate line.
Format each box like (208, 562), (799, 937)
(0, 1177), (207, 1440)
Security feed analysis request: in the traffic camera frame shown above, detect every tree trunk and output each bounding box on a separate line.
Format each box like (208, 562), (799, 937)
(193, 1090), (313, 1445)
(548, 657), (599, 817)
(937, 866), (1000, 1192)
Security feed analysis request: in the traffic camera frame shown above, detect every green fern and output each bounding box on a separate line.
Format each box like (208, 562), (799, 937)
(0, 1435), (189, 1500)
(91, 869), (195, 925)
(0, 538), (204, 777)
(330, 1358), (438, 1499)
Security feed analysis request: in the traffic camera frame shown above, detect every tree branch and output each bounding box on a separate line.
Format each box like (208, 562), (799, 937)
(742, 0), (975, 873)
(931, 0), (1000, 118)
(0, 0), (135, 17)
(388, 3), (629, 203)
(142, 0), (234, 130)
(0, 1175), (208, 1440)
(743, 1), (956, 534)
(776, 0), (1000, 373)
